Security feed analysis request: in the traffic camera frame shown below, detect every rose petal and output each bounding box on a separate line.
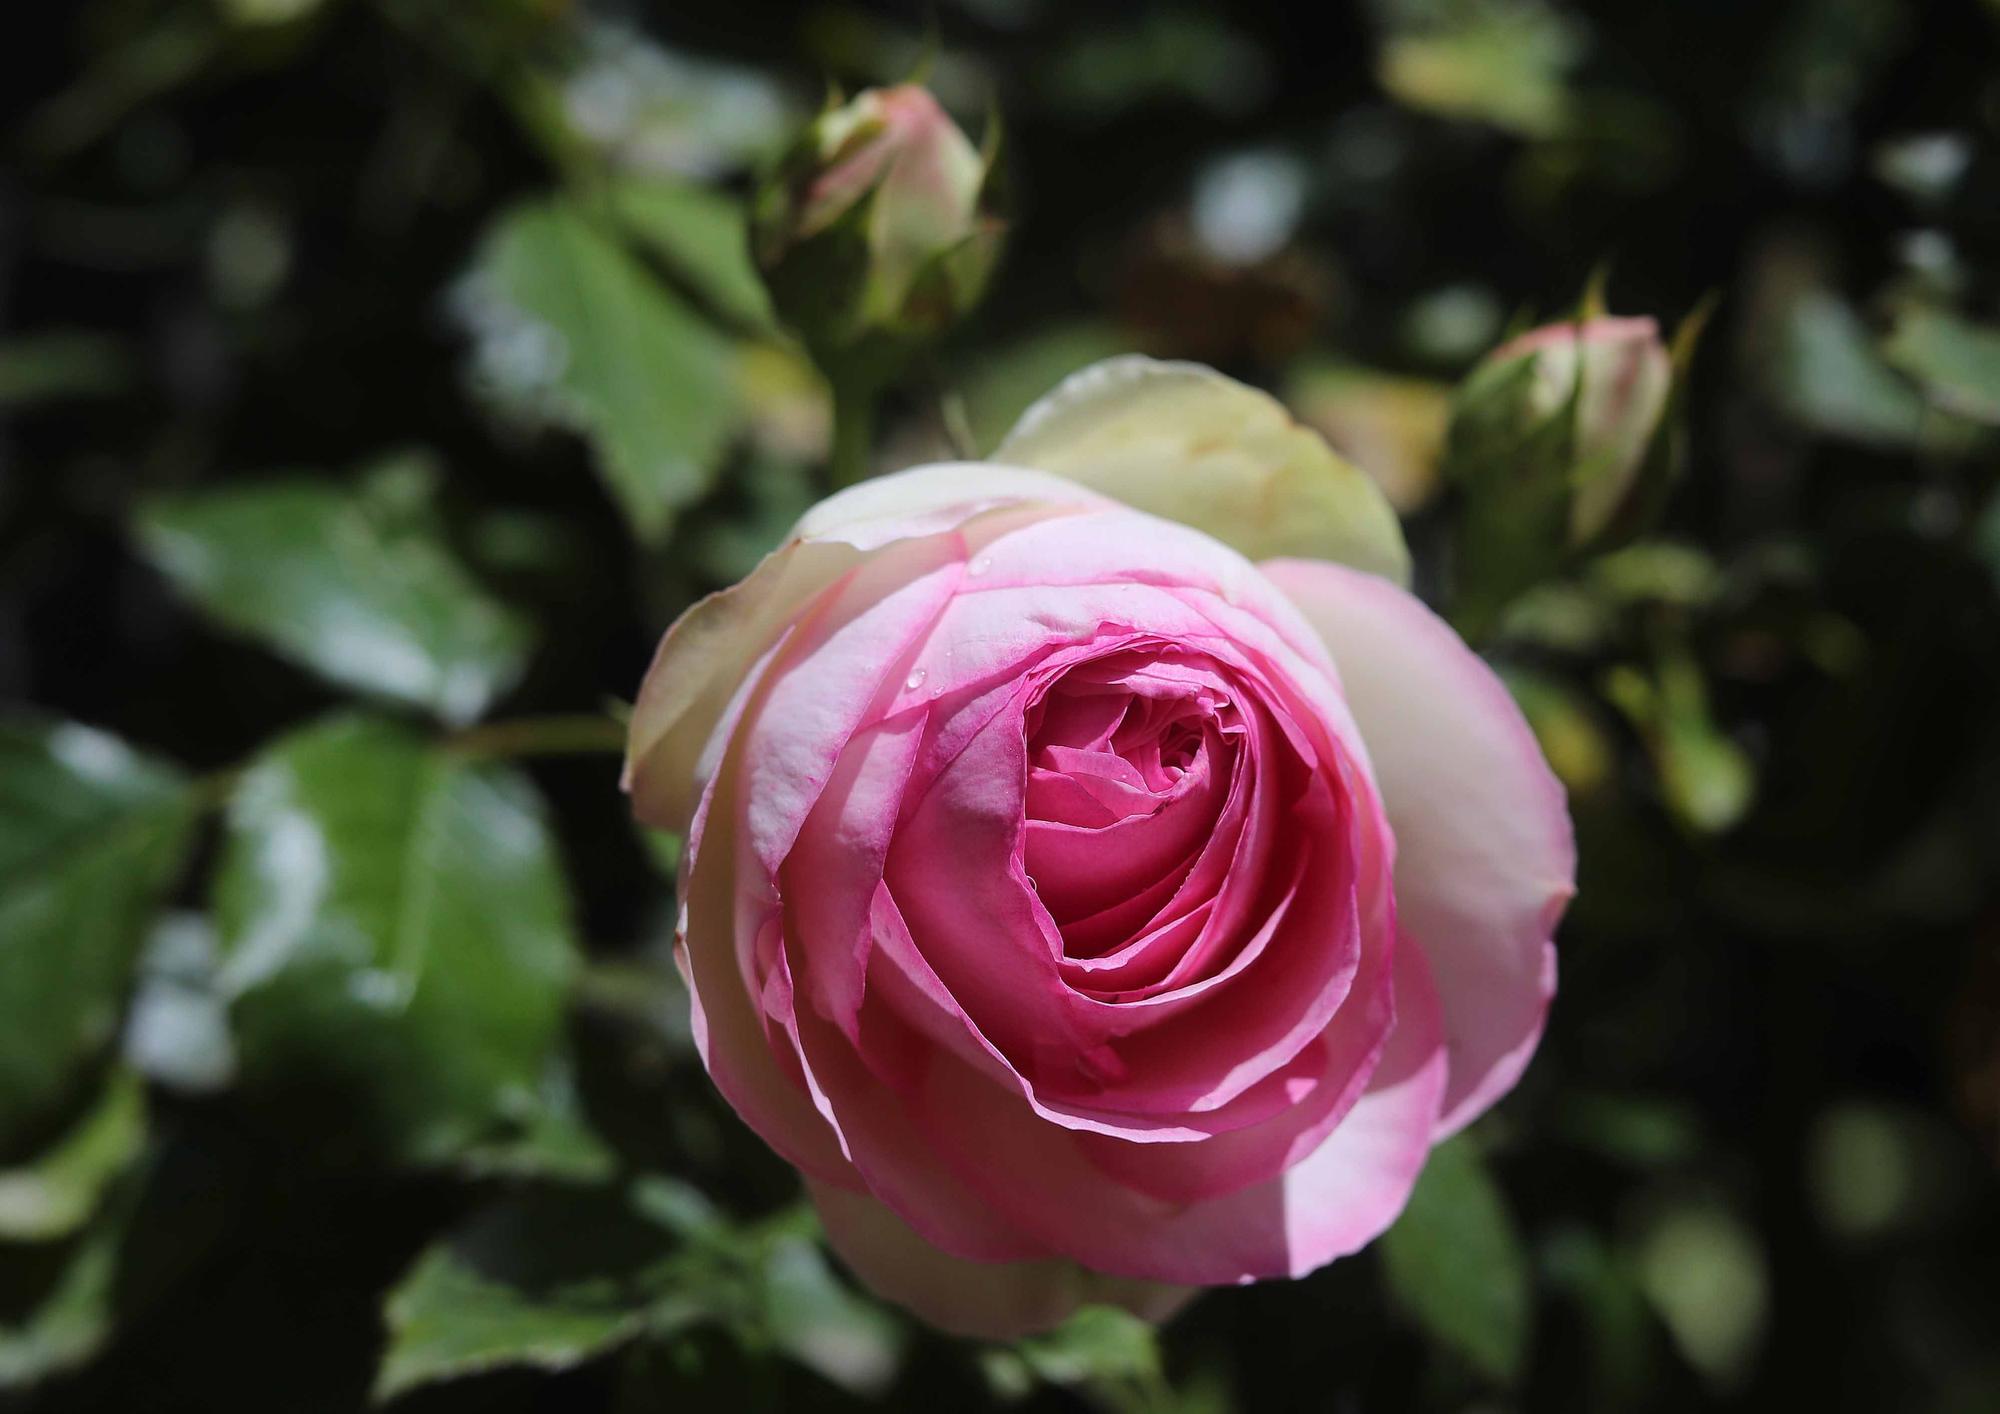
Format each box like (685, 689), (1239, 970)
(995, 357), (1411, 584)
(1259, 558), (1574, 1136)
(809, 1179), (1191, 1341)
(905, 934), (1448, 1283)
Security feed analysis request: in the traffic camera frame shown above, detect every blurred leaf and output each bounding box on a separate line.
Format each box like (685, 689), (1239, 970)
(1286, 361), (1452, 513)
(375, 1188), (673, 1401)
(458, 198), (741, 543)
(1633, 1198), (1767, 1391)
(1602, 653), (1754, 834)
(682, 452), (818, 586)
(1556, 1092), (1702, 1168)
(607, 177), (774, 331)
(1767, 291), (1935, 447)
(1808, 1101), (1967, 1241)
(761, 1232), (903, 1397)
(1588, 541), (1723, 609)
(0, 1205), (125, 1387)
(1375, 0), (1583, 138)
(1041, 13), (1271, 118)
(121, 912), (237, 1093)
(957, 323), (1132, 455)
(539, 24), (796, 179)
(1871, 132), (1972, 205)
(1882, 305), (2000, 426)
(136, 463), (534, 725)
(1540, 1226), (1659, 1406)
(0, 1071), (144, 1243)
(212, 716), (578, 1164)
(1011, 1305), (1163, 1384)
(1380, 1136), (1531, 1385)
(0, 331), (133, 408)
(453, 1064), (617, 1186)
(217, 0), (326, 28)
(1504, 668), (1616, 797)
(380, 1183), (901, 1402)
(1497, 583), (1613, 654)
(0, 720), (193, 1144)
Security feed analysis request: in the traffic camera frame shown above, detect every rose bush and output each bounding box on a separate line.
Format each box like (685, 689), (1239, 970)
(625, 357), (1575, 1338)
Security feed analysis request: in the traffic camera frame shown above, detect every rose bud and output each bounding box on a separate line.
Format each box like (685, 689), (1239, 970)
(624, 357), (1573, 1339)
(1446, 311), (1688, 635)
(752, 84), (1002, 367)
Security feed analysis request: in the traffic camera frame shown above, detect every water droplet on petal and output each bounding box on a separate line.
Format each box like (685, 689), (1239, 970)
(968, 555), (993, 576)
(904, 669), (927, 691)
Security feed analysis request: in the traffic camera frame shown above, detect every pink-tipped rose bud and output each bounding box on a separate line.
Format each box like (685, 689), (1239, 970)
(1445, 311), (1685, 633)
(753, 85), (1002, 364)
(1482, 316), (1673, 543)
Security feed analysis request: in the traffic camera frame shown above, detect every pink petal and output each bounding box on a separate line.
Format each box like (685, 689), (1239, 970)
(809, 1180), (1191, 1341)
(1259, 559), (1574, 1136)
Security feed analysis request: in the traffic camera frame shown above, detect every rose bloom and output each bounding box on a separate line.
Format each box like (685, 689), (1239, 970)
(625, 358), (1574, 1338)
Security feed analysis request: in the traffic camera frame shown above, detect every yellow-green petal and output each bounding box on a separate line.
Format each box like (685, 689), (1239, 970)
(995, 356), (1412, 584)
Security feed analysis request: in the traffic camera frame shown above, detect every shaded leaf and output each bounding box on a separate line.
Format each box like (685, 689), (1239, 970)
(0, 330), (133, 408)
(956, 322), (1130, 455)
(136, 461), (534, 724)
(379, 1184), (903, 1403)
(458, 198), (740, 542)
(375, 1190), (668, 1402)
(608, 177), (774, 331)
(0, 720), (193, 1144)
(0, 1215), (123, 1387)
(1632, 1199), (1767, 1391)
(1602, 653), (1754, 834)
(1375, 0), (1583, 138)
(0, 1070), (144, 1242)
(1882, 305), (2000, 425)
(212, 716), (578, 1164)
(1380, 1136), (1532, 1384)
(762, 1232), (903, 1397)
(1767, 292), (1934, 448)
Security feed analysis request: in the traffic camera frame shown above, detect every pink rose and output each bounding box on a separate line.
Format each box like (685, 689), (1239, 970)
(625, 358), (1574, 1338)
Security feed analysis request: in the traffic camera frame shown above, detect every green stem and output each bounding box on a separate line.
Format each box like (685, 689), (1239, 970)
(827, 372), (880, 491)
(444, 713), (627, 761)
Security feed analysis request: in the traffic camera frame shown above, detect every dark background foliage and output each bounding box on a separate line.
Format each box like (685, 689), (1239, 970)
(4, 1), (2000, 1410)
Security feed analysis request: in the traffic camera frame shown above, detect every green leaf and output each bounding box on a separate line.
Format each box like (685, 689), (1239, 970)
(761, 1231), (903, 1397)
(0, 720), (194, 1144)
(378, 1184), (905, 1402)
(1601, 652), (1754, 835)
(1767, 292), (1935, 448)
(452, 1063), (617, 1186)
(1882, 305), (2000, 426)
(1375, 1), (1583, 138)
(0, 330), (133, 408)
(0, 1213), (124, 1387)
(607, 178), (775, 332)
(459, 198), (741, 543)
(212, 716), (579, 1164)
(0, 1070), (144, 1243)
(136, 461), (534, 726)
(375, 1189), (672, 1402)
(956, 322), (1130, 455)
(1380, 1136), (1533, 1385)
(1632, 1199), (1767, 1390)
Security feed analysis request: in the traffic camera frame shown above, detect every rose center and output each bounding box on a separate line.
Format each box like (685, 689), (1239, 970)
(1018, 652), (1241, 959)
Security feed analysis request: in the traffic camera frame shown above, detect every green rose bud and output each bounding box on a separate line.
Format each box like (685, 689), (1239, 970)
(753, 84), (1002, 373)
(1446, 310), (1693, 637)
